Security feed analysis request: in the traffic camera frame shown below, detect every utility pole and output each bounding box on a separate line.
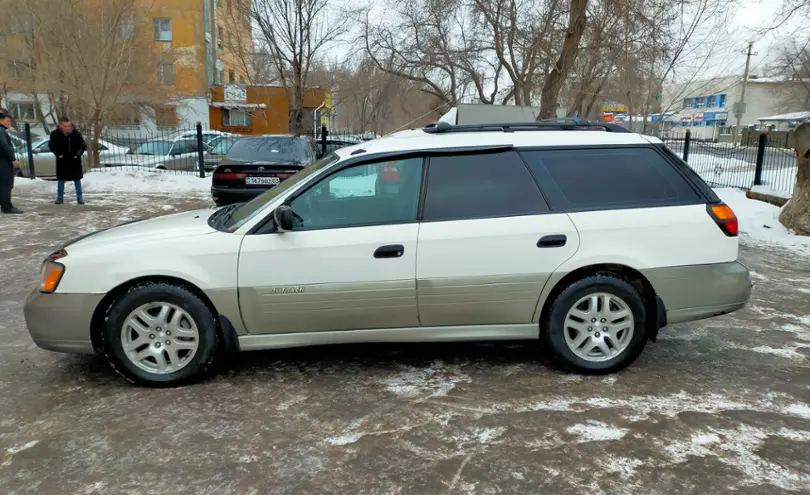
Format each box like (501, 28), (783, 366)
(733, 42), (756, 145)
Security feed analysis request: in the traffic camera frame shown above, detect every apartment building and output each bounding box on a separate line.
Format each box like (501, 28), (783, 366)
(0, 0), (252, 135)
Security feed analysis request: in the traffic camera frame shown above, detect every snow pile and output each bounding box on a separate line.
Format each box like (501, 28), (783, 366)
(15, 169), (211, 195)
(715, 188), (810, 253)
(688, 153), (797, 195)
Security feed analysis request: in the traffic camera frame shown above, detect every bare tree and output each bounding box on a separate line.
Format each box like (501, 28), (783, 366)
(538, 0), (588, 119)
(1, 0), (168, 166)
(248, 0), (346, 134)
(360, 0), (501, 106)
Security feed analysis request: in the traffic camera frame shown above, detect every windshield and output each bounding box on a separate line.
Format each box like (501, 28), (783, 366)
(226, 137), (311, 164)
(221, 153), (339, 232)
(133, 140), (172, 156)
(209, 137), (236, 155)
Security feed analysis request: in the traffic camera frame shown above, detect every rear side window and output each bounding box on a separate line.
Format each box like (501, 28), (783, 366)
(422, 151), (549, 221)
(520, 147), (702, 210)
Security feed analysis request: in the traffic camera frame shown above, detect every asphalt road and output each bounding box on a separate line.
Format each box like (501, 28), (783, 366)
(1, 187), (809, 494)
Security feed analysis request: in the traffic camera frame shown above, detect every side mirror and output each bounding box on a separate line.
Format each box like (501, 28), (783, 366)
(273, 205), (294, 232)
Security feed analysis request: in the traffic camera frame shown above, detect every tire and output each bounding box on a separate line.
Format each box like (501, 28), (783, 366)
(542, 275), (648, 374)
(102, 282), (220, 387)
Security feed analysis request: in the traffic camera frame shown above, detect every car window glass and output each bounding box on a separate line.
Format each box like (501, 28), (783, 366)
(36, 142), (49, 152)
(227, 138), (311, 164)
(520, 148), (701, 209)
(134, 140), (172, 156)
(422, 151), (548, 221)
(98, 143), (108, 151)
(170, 139), (198, 155)
(289, 157), (423, 230)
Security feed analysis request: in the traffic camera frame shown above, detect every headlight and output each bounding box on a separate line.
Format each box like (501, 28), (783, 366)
(40, 261), (65, 293)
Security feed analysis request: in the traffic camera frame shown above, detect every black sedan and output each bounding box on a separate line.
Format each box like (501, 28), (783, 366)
(211, 135), (319, 206)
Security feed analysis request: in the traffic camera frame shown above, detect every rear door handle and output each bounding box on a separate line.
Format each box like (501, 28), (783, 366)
(537, 235), (567, 248)
(374, 244), (405, 258)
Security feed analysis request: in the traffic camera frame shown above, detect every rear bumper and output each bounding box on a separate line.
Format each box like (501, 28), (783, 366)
(211, 186), (265, 204)
(23, 290), (103, 354)
(643, 261), (752, 325)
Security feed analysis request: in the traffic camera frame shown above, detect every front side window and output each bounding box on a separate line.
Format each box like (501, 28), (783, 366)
(222, 153), (339, 232)
(134, 140), (173, 156)
(289, 157), (424, 230)
(520, 147), (701, 210)
(169, 140), (199, 155)
(422, 151), (548, 222)
(153, 18), (172, 41)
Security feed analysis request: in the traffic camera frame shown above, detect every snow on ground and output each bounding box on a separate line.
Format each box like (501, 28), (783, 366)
(715, 188), (810, 253)
(688, 153), (797, 195)
(15, 169), (211, 196)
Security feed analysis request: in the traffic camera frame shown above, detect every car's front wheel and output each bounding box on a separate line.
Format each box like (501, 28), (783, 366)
(102, 282), (220, 387)
(543, 275), (648, 374)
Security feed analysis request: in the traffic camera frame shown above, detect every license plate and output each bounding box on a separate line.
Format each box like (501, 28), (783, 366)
(245, 177), (280, 185)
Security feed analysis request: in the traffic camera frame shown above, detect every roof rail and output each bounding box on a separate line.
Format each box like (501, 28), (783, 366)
(422, 119), (631, 134)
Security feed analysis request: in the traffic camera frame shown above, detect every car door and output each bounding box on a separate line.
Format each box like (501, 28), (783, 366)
(416, 150), (580, 327)
(32, 140), (57, 176)
(237, 156), (425, 334)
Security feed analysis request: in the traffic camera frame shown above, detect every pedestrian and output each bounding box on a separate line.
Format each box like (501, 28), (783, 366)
(49, 117), (87, 205)
(0, 108), (23, 214)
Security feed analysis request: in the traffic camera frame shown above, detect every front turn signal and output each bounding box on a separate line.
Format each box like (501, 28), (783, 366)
(39, 262), (65, 293)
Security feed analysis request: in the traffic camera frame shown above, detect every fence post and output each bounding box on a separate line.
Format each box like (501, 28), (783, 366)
(754, 132), (767, 186)
(320, 124), (327, 156)
(24, 123), (36, 179)
(683, 129), (691, 163)
(195, 122), (206, 178)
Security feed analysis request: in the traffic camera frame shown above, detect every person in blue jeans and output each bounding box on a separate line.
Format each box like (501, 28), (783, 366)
(49, 117), (87, 204)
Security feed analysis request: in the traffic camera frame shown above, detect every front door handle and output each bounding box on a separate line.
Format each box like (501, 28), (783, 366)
(537, 234), (567, 248)
(374, 244), (405, 258)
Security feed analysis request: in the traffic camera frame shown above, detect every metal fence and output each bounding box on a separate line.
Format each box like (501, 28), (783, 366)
(11, 124), (374, 180)
(661, 131), (798, 196)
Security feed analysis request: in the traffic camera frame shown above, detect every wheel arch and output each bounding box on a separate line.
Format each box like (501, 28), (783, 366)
(538, 263), (665, 341)
(90, 275), (240, 357)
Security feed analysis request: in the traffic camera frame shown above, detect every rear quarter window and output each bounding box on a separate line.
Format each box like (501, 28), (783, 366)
(520, 147), (703, 211)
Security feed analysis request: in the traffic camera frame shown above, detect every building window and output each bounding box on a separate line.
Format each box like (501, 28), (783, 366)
(719, 94), (727, 108)
(218, 25), (223, 42)
(222, 108), (251, 127)
(12, 59), (35, 80)
(153, 105), (178, 128)
(120, 17), (135, 40)
(9, 102), (35, 122)
(229, 70), (235, 83)
(153, 18), (172, 41)
(156, 62), (174, 85)
(239, 75), (246, 84)
(219, 69), (225, 83)
(228, 34), (233, 50)
(228, 0), (233, 10)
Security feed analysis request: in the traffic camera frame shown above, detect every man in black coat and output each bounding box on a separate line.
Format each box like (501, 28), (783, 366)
(0, 108), (23, 214)
(49, 117), (87, 204)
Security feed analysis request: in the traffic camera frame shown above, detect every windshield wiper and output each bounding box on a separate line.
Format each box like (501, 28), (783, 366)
(218, 203), (241, 227)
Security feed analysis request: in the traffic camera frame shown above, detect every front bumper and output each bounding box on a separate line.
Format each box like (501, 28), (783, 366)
(643, 260), (753, 325)
(24, 290), (103, 354)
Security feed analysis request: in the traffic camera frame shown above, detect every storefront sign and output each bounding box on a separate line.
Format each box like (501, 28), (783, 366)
(224, 85), (247, 104)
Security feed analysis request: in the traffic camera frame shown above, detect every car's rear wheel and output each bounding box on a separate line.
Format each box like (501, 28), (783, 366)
(102, 282), (219, 387)
(543, 275), (648, 374)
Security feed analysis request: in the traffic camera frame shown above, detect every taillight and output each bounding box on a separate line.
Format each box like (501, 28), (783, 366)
(707, 203), (738, 237)
(214, 173), (247, 180)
